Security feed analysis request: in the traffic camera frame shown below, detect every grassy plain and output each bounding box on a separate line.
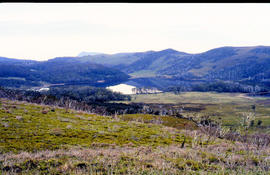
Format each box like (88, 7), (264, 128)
(129, 70), (157, 78)
(128, 92), (270, 133)
(130, 92), (261, 104)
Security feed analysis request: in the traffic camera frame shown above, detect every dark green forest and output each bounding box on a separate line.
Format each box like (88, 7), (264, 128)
(0, 57), (129, 88)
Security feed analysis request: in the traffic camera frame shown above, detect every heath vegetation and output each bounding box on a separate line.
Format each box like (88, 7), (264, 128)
(0, 96), (270, 174)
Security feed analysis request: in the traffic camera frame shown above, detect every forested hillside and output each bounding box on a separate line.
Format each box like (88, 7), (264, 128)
(77, 46), (270, 91)
(1, 46), (270, 91)
(0, 57), (129, 88)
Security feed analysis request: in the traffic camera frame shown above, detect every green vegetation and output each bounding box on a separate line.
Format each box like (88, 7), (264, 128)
(2, 143), (269, 175)
(130, 92), (254, 104)
(0, 99), (193, 153)
(129, 70), (157, 78)
(1, 95), (270, 174)
(0, 86), (135, 116)
(190, 81), (266, 93)
(1, 46), (270, 174)
(188, 61), (215, 77)
(0, 57), (129, 88)
(47, 85), (131, 103)
(124, 92), (270, 133)
(121, 114), (197, 130)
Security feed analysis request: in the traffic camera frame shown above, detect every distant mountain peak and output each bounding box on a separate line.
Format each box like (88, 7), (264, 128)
(158, 48), (189, 55)
(160, 48), (179, 53)
(78, 52), (104, 57)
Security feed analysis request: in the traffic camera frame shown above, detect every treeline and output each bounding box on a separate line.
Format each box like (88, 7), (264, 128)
(0, 86), (190, 116)
(192, 81), (267, 93)
(0, 86), (142, 115)
(166, 81), (268, 94)
(0, 79), (40, 88)
(46, 86), (131, 103)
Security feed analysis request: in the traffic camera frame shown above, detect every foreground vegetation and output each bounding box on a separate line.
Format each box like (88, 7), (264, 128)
(0, 98), (270, 174)
(0, 99), (191, 153)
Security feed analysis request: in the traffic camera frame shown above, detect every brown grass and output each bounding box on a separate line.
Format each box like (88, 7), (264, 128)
(1, 129), (269, 174)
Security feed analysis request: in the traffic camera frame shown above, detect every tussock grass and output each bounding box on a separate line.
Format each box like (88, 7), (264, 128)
(0, 99), (194, 153)
(1, 139), (269, 174)
(1, 98), (270, 174)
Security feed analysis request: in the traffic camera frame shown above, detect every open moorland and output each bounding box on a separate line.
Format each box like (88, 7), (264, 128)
(0, 97), (270, 174)
(114, 92), (270, 134)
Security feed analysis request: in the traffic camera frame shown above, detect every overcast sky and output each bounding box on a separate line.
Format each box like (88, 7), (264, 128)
(1, 3), (270, 61)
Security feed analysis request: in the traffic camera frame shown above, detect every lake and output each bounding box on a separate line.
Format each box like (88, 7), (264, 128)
(106, 84), (137, 94)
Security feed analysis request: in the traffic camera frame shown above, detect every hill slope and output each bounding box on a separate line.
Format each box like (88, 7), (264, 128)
(0, 99), (269, 174)
(78, 46), (270, 89)
(0, 56), (129, 88)
(120, 46), (270, 82)
(1, 46), (270, 89)
(76, 51), (155, 67)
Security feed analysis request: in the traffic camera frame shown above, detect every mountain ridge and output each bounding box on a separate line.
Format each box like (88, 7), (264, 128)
(77, 51), (104, 57)
(0, 56), (129, 89)
(1, 45), (270, 90)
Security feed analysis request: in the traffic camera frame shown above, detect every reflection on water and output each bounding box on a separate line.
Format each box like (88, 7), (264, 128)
(106, 84), (137, 94)
(106, 83), (163, 95)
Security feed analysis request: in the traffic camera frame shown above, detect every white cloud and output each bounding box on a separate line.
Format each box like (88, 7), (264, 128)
(0, 3), (270, 60)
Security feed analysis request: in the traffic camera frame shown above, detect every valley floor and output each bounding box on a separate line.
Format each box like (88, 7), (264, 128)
(126, 92), (270, 134)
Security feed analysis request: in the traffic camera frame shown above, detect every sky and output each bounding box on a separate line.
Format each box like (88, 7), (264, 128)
(1, 3), (270, 61)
